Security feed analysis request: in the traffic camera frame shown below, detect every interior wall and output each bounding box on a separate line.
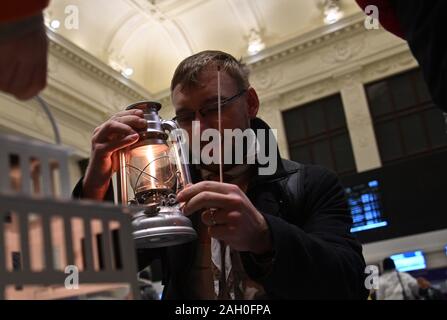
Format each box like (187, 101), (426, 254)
(0, 12), (444, 267)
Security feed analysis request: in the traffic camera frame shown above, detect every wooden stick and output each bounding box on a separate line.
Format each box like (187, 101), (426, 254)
(217, 65), (223, 183)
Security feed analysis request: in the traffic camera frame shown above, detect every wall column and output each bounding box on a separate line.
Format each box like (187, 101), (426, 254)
(337, 71), (382, 172)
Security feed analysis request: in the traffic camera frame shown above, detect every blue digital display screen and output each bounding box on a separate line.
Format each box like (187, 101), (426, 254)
(390, 250), (426, 272)
(345, 180), (388, 233)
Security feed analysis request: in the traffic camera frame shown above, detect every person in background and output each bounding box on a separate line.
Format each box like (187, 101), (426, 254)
(356, 1), (447, 114)
(376, 257), (420, 300)
(417, 277), (445, 300)
(0, 1), (50, 100)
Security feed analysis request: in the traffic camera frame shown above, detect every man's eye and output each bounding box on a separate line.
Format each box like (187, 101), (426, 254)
(202, 104), (218, 113)
(176, 113), (195, 121)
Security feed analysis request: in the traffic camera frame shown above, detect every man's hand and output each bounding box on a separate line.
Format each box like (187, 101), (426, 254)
(176, 181), (273, 255)
(82, 109), (147, 200)
(0, 18), (48, 100)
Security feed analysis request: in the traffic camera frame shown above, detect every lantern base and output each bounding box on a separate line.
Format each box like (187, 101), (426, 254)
(132, 207), (197, 249)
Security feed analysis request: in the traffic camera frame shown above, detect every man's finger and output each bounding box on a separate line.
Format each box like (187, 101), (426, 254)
(182, 191), (239, 215)
(95, 121), (137, 142)
(0, 60), (13, 89)
(16, 63), (44, 100)
(29, 61), (47, 97)
(3, 62), (20, 95)
(113, 115), (147, 130)
(177, 181), (237, 202)
(111, 109), (144, 119)
(22, 65), (43, 100)
(201, 208), (230, 226)
(9, 61), (35, 99)
(99, 133), (140, 155)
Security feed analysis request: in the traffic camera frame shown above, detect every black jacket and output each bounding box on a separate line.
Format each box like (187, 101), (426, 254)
(73, 118), (368, 300)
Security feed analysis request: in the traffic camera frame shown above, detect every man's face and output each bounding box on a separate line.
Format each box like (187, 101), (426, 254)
(172, 65), (259, 170)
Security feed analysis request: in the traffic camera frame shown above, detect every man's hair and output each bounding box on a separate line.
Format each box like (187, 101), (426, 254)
(382, 257), (396, 272)
(170, 50), (250, 92)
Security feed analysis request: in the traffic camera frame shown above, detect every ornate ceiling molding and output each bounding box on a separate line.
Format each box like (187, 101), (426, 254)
(125, 0), (195, 55)
(156, 0), (210, 17)
(226, 0), (264, 46)
(103, 12), (149, 63)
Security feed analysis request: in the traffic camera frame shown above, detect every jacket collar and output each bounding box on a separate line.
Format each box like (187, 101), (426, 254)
(247, 117), (289, 187)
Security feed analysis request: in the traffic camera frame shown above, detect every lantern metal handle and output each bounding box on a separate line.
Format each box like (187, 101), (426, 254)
(162, 119), (192, 186)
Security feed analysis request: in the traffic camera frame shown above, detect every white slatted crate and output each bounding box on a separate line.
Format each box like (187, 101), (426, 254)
(0, 133), (140, 300)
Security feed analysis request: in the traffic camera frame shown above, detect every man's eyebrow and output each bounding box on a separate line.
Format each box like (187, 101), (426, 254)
(175, 106), (195, 114)
(201, 95), (230, 105)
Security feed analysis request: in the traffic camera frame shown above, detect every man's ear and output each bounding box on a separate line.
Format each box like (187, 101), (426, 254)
(246, 87), (259, 119)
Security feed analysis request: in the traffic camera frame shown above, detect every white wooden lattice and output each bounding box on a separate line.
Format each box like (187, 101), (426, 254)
(0, 133), (71, 199)
(0, 133), (140, 299)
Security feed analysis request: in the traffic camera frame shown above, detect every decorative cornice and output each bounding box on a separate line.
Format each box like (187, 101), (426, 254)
(260, 48), (417, 114)
(361, 50), (418, 84)
(47, 28), (153, 102)
(41, 83), (107, 128)
(0, 93), (91, 157)
(244, 12), (366, 70)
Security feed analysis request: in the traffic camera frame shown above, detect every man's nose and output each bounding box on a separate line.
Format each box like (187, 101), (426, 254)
(195, 112), (213, 133)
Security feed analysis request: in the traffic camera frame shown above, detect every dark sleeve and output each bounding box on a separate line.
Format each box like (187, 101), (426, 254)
(72, 176), (163, 271)
(72, 176), (115, 202)
(0, 12), (45, 43)
(355, 0), (405, 38)
(355, 0), (447, 112)
(1, 0), (49, 22)
(242, 165), (368, 299)
(392, 0), (447, 112)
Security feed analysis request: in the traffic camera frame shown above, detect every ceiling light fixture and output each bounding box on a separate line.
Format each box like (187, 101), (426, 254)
(50, 19), (61, 30)
(247, 29), (265, 56)
(122, 67), (134, 78)
(317, 0), (344, 25)
(109, 57), (134, 79)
